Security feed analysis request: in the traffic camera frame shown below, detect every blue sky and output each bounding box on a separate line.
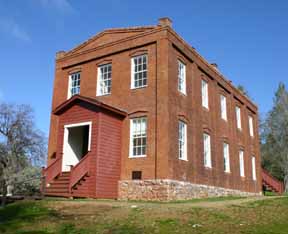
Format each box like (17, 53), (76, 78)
(0, 0), (287, 135)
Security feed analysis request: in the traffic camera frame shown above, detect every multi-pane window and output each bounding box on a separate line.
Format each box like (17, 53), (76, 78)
(68, 72), (80, 98)
(131, 54), (147, 89)
(236, 106), (242, 130)
(252, 156), (256, 181)
(249, 116), (254, 137)
(129, 117), (147, 157)
(178, 121), (187, 160)
(178, 60), (186, 94)
(220, 95), (227, 121)
(223, 142), (230, 173)
(203, 133), (212, 168)
(97, 64), (112, 96)
(239, 150), (245, 177)
(202, 80), (209, 109)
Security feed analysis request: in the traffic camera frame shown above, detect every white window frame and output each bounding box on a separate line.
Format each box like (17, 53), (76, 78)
(220, 95), (227, 121)
(203, 133), (212, 168)
(131, 54), (148, 89)
(202, 80), (209, 109)
(97, 63), (112, 96)
(236, 106), (242, 130)
(249, 115), (254, 137)
(239, 150), (245, 177)
(129, 117), (147, 158)
(67, 72), (81, 99)
(178, 60), (186, 95)
(178, 120), (187, 161)
(252, 156), (256, 181)
(223, 142), (230, 173)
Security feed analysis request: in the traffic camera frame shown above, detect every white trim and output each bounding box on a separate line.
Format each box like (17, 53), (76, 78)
(67, 72), (80, 99)
(178, 60), (186, 95)
(63, 121), (92, 151)
(96, 66), (101, 96)
(249, 116), (254, 137)
(236, 106), (242, 130)
(202, 80), (209, 109)
(252, 156), (256, 181)
(130, 54), (148, 89)
(130, 57), (134, 89)
(203, 133), (212, 168)
(220, 95), (227, 121)
(223, 142), (230, 173)
(96, 63), (112, 96)
(67, 74), (72, 99)
(239, 150), (245, 177)
(178, 120), (188, 161)
(129, 117), (147, 158)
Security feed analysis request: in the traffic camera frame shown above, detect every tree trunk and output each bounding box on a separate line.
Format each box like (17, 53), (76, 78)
(284, 174), (288, 193)
(1, 180), (7, 207)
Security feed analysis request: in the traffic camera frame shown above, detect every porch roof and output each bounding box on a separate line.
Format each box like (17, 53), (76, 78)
(53, 95), (127, 117)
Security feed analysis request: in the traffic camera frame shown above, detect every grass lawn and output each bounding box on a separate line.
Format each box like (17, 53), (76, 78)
(0, 196), (288, 234)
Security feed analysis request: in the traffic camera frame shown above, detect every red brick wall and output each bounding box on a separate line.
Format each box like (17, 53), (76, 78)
(166, 37), (261, 194)
(47, 24), (262, 197)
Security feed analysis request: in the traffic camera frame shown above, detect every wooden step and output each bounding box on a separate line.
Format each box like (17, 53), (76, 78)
(45, 192), (70, 197)
(45, 187), (69, 193)
(48, 184), (69, 189)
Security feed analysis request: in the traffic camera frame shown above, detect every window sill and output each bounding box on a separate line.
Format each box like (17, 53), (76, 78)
(131, 85), (148, 90)
(179, 158), (188, 162)
(178, 91), (187, 96)
(96, 93), (111, 97)
(204, 166), (212, 170)
(202, 106), (209, 112)
(224, 171), (231, 174)
(129, 155), (146, 159)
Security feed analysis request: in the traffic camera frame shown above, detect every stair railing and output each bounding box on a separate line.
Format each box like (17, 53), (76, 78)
(42, 157), (62, 186)
(69, 153), (90, 193)
(262, 168), (284, 194)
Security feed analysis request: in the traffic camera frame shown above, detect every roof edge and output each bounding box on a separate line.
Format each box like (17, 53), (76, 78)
(62, 26), (157, 58)
(166, 27), (258, 111)
(53, 95), (127, 117)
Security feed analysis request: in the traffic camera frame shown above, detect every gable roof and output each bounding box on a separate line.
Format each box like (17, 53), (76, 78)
(63, 26), (156, 58)
(53, 95), (127, 117)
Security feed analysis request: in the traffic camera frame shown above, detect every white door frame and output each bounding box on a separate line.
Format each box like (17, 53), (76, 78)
(62, 121), (92, 171)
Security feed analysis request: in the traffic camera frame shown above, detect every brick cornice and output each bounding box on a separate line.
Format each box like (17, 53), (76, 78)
(57, 26), (168, 64)
(166, 28), (258, 112)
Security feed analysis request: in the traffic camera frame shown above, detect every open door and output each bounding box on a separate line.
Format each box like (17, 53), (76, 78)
(62, 122), (92, 171)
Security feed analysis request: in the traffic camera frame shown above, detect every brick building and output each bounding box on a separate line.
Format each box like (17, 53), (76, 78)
(43, 18), (262, 200)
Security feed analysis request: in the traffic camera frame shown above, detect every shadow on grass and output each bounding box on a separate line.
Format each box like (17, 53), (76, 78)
(0, 201), (58, 234)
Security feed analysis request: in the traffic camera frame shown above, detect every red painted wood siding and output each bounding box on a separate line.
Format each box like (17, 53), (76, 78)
(95, 111), (122, 199)
(48, 100), (123, 198)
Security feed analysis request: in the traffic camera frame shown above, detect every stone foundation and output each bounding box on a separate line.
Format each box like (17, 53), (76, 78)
(118, 179), (262, 201)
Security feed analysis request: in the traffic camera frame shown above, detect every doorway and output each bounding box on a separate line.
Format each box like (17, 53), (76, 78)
(62, 122), (92, 171)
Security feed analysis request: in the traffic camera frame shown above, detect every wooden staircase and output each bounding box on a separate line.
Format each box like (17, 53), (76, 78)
(44, 172), (71, 197)
(42, 153), (91, 198)
(71, 174), (91, 197)
(262, 169), (284, 194)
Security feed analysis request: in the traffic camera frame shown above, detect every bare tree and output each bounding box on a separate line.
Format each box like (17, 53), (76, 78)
(0, 102), (46, 206)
